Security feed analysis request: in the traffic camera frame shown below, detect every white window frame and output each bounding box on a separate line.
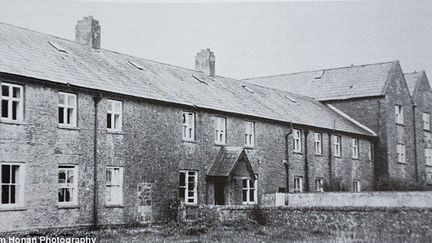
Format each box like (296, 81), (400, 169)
(182, 111), (195, 141)
(397, 144), (406, 163)
(352, 138), (359, 159)
(353, 180), (361, 192)
(107, 99), (123, 131)
(314, 178), (324, 192)
(395, 105), (404, 125)
(1, 82), (24, 122)
(58, 165), (78, 206)
(242, 177), (257, 205)
(58, 92), (77, 127)
(293, 129), (302, 153)
(314, 132), (323, 155)
(0, 162), (25, 208)
(425, 148), (432, 167)
(293, 176), (303, 193)
(179, 170), (198, 205)
(245, 121), (255, 147)
(423, 113), (430, 131)
(106, 167), (124, 206)
(215, 117), (226, 145)
(334, 135), (342, 157)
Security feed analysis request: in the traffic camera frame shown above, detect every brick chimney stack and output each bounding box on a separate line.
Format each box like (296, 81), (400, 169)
(195, 49), (215, 78)
(75, 16), (101, 49)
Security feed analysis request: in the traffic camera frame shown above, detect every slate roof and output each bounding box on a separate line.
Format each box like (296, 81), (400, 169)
(244, 61), (398, 101)
(404, 71), (424, 96)
(207, 147), (254, 177)
(0, 22), (374, 136)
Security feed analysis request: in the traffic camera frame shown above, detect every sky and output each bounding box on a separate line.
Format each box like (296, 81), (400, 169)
(0, 0), (431, 80)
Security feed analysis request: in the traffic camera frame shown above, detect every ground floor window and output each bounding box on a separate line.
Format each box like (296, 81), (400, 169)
(353, 180), (361, 192)
(314, 178), (324, 192)
(179, 170), (197, 205)
(1, 163), (24, 206)
(293, 176), (303, 193)
(106, 167), (124, 205)
(242, 177), (257, 205)
(58, 165), (78, 206)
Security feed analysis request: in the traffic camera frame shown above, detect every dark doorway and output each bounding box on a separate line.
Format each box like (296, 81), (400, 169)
(214, 179), (225, 205)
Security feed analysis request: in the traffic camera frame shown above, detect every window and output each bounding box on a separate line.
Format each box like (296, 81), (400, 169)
(107, 100), (122, 131)
(242, 177), (257, 204)
(182, 112), (195, 141)
(1, 83), (23, 121)
(215, 117), (226, 145)
(245, 121), (255, 147)
(425, 148), (432, 167)
(106, 167), (123, 205)
(367, 141), (373, 161)
(293, 129), (302, 153)
(397, 144), (406, 163)
(1, 163), (24, 207)
(353, 180), (361, 192)
(334, 135), (342, 157)
(179, 170), (197, 205)
(58, 92), (77, 127)
(395, 105), (404, 124)
(352, 138), (359, 159)
(314, 132), (323, 155)
(315, 178), (324, 192)
(58, 165), (78, 206)
(423, 113), (430, 131)
(293, 176), (303, 193)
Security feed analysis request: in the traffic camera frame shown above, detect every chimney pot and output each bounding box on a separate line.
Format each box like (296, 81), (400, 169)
(75, 16), (101, 49)
(195, 48), (215, 78)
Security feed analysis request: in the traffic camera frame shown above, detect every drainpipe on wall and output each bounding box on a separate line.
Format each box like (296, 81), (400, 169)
(413, 104), (419, 181)
(304, 130), (310, 192)
(328, 131), (333, 185)
(284, 124), (293, 194)
(92, 96), (101, 230)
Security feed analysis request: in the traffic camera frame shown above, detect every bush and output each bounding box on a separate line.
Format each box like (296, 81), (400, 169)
(159, 198), (181, 223)
(250, 205), (268, 225)
(322, 177), (350, 192)
(376, 176), (429, 191)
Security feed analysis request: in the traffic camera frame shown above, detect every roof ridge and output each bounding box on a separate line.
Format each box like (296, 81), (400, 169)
(242, 60), (399, 80)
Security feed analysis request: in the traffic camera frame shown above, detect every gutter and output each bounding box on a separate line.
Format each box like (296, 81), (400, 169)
(92, 96), (101, 230)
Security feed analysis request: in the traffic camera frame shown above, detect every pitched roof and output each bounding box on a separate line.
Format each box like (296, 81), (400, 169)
(207, 147), (255, 177)
(243, 61), (398, 101)
(404, 71), (424, 96)
(0, 22), (374, 136)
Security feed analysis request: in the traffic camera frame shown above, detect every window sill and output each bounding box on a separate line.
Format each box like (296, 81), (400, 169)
(397, 161), (407, 165)
(214, 143), (226, 146)
(352, 158), (360, 160)
(293, 151), (303, 155)
(107, 129), (125, 135)
(58, 125), (80, 130)
(333, 155), (342, 159)
(425, 164), (432, 167)
(182, 139), (197, 144)
(314, 153), (324, 157)
(0, 206), (27, 212)
(58, 204), (80, 209)
(106, 204), (125, 208)
(396, 123), (405, 127)
(0, 119), (26, 125)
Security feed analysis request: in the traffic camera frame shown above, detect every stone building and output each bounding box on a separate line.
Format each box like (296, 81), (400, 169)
(246, 61), (431, 186)
(0, 17), (376, 232)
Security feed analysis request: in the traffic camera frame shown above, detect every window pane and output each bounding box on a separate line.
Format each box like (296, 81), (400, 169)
(58, 107), (64, 124)
(58, 93), (65, 105)
(12, 87), (20, 98)
(67, 95), (75, 106)
(67, 108), (73, 124)
(11, 165), (19, 183)
(242, 179), (247, 188)
(58, 170), (66, 183)
(58, 189), (65, 202)
(10, 185), (15, 203)
(114, 114), (120, 129)
(250, 189), (255, 201)
(114, 102), (121, 112)
(12, 101), (18, 120)
(67, 170), (74, 183)
(65, 188), (71, 202)
(182, 113), (186, 124)
(106, 170), (112, 184)
(2, 165), (10, 183)
(106, 186), (112, 202)
(2, 100), (8, 118)
(2, 185), (9, 203)
(2, 85), (9, 96)
(107, 114), (112, 128)
(242, 190), (247, 201)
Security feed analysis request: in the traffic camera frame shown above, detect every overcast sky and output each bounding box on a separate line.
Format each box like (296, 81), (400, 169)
(0, 0), (431, 80)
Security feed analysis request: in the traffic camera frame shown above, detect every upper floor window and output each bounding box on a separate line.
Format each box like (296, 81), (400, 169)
(314, 132), (323, 155)
(242, 177), (257, 205)
(352, 138), (359, 159)
(1, 163), (24, 207)
(245, 121), (255, 147)
(353, 180), (361, 192)
(215, 117), (226, 145)
(425, 148), (432, 167)
(107, 100), (122, 131)
(315, 178), (324, 192)
(293, 176), (303, 193)
(179, 170), (197, 205)
(1, 83), (24, 122)
(334, 135), (342, 157)
(397, 144), (406, 163)
(58, 165), (78, 206)
(182, 112), (195, 141)
(423, 113), (430, 131)
(293, 129), (302, 153)
(106, 167), (123, 206)
(58, 92), (77, 127)
(395, 105), (404, 125)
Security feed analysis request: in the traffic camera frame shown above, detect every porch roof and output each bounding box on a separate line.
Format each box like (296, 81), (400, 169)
(207, 147), (255, 179)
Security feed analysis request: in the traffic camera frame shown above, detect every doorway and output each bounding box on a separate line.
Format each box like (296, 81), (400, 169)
(214, 179), (225, 205)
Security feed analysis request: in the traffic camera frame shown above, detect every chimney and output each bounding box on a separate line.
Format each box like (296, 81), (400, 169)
(75, 16), (101, 49)
(195, 48), (215, 78)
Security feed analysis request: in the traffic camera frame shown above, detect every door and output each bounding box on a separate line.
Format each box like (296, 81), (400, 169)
(214, 179), (225, 205)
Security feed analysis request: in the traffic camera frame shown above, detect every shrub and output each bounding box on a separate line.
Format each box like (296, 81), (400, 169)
(376, 176), (429, 191)
(159, 198), (181, 223)
(322, 177), (350, 192)
(250, 205), (268, 225)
